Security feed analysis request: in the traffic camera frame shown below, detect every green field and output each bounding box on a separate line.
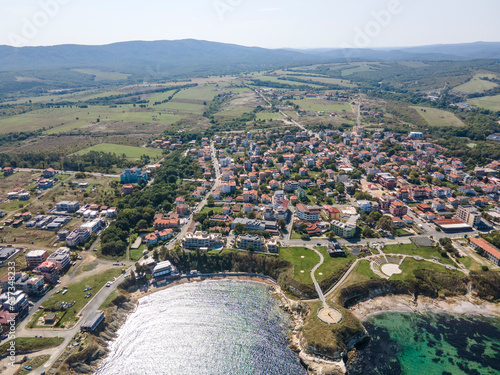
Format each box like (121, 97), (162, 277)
(0, 104), (183, 134)
(256, 112), (285, 120)
(390, 258), (457, 280)
(0, 337), (63, 356)
(252, 76), (323, 88)
(292, 99), (353, 113)
(72, 69), (131, 81)
(15, 355), (50, 375)
(156, 101), (205, 113)
(175, 86), (219, 101)
(279, 247), (320, 284)
(28, 269), (122, 328)
(285, 75), (356, 87)
(315, 246), (356, 283)
(73, 143), (163, 159)
(468, 94), (500, 111)
(458, 256), (483, 272)
(453, 73), (498, 94)
(341, 63), (379, 76)
(412, 106), (465, 127)
(383, 243), (455, 265)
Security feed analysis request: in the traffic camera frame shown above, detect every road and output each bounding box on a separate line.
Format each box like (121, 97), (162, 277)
(167, 141), (221, 249)
(251, 86), (320, 139)
(14, 272), (128, 375)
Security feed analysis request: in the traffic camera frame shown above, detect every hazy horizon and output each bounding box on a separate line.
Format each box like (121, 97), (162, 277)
(1, 0), (498, 49)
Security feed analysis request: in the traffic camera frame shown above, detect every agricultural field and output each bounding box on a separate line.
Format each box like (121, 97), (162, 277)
(292, 98), (353, 113)
(468, 94), (500, 111)
(453, 73), (498, 94)
(285, 75), (356, 87)
(156, 101), (206, 113)
(411, 106), (465, 127)
(251, 75), (324, 89)
(73, 143), (163, 159)
(72, 69), (131, 81)
(255, 112), (285, 121)
(0, 104), (184, 134)
(175, 85), (219, 101)
(341, 63), (380, 76)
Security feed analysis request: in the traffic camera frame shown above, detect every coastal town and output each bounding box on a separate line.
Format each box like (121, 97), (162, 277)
(0, 48), (499, 375)
(0, 91), (500, 373)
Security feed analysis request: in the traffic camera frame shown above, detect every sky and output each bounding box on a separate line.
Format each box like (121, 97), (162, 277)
(0, 0), (498, 49)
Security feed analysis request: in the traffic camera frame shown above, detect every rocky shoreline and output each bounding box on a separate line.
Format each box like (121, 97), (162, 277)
(349, 293), (500, 321)
(65, 276), (500, 375)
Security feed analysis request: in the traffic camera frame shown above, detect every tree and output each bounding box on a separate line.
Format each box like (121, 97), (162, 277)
(248, 211), (256, 219)
(336, 183), (345, 194)
(207, 195), (214, 207)
(233, 223), (246, 235)
(377, 215), (394, 234)
(277, 218), (287, 231)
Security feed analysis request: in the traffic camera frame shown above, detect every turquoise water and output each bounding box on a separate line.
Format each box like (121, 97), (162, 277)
(347, 312), (500, 375)
(96, 280), (306, 375)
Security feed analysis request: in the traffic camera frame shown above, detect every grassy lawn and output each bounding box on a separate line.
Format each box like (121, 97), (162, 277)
(395, 228), (411, 236)
(328, 259), (379, 302)
(290, 231), (307, 240)
(458, 256), (483, 272)
(28, 269), (122, 328)
(383, 243), (455, 265)
(315, 246), (356, 283)
(130, 243), (146, 261)
(199, 205), (223, 215)
(411, 106), (465, 127)
(453, 73), (498, 94)
(99, 288), (120, 310)
(279, 247), (320, 284)
(72, 143), (163, 159)
(468, 94), (500, 112)
(15, 354), (50, 375)
(390, 258), (458, 280)
(0, 337), (63, 356)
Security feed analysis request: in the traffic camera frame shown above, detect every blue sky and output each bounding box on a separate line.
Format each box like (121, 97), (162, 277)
(1, 0), (498, 48)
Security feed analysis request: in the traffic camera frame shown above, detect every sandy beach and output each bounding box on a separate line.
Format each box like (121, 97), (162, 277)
(349, 294), (500, 321)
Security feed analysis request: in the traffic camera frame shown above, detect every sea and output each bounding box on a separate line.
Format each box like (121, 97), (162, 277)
(95, 280), (307, 375)
(347, 312), (500, 375)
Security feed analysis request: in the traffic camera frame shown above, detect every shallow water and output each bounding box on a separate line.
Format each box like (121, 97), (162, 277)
(347, 312), (500, 375)
(95, 280), (306, 375)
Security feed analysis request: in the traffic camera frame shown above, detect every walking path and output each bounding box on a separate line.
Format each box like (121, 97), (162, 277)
(307, 246), (327, 308)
